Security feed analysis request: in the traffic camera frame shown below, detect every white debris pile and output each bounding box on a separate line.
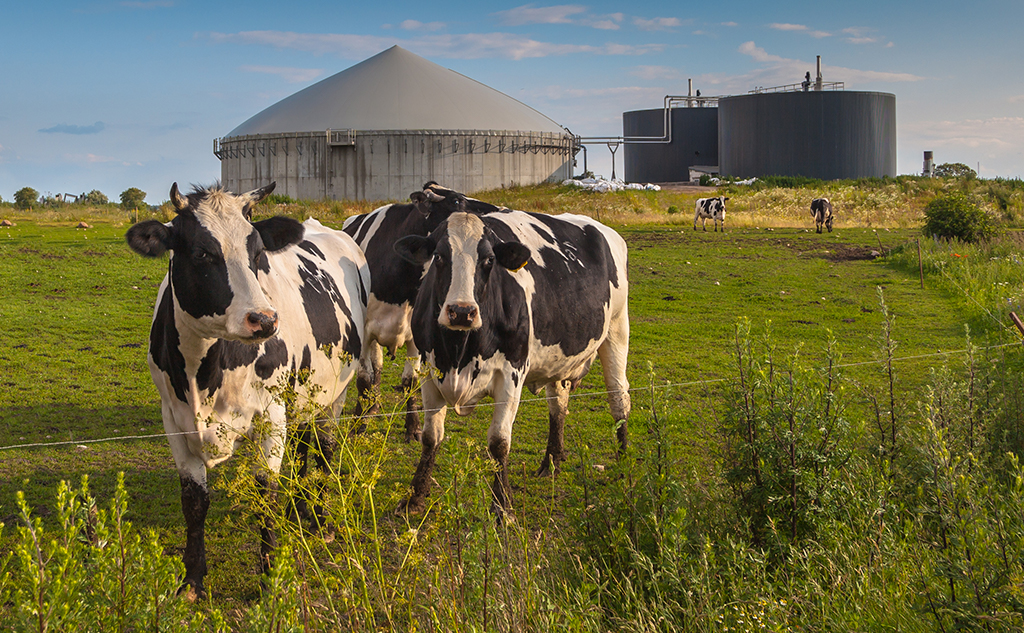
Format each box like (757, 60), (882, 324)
(563, 178), (661, 193)
(709, 177), (758, 186)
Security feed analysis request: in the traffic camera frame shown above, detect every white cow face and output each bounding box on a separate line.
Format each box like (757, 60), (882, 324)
(126, 182), (304, 342)
(394, 212), (530, 331)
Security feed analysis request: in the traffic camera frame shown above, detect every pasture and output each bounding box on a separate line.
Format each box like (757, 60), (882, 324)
(2, 183), (1023, 630)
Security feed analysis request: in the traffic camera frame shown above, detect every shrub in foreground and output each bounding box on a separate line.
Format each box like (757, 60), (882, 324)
(923, 192), (997, 242)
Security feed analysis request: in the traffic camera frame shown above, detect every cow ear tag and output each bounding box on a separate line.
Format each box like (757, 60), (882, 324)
(510, 260), (528, 273)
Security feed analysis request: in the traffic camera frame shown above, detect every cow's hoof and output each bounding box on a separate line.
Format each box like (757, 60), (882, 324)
(396, 496), (427, 516)
(534, 455), (561, 477)
(179, 579), (206, 602)
(404, 430), (422, 443)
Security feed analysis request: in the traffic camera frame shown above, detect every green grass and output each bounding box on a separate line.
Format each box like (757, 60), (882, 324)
(2, 188), (1022, 629)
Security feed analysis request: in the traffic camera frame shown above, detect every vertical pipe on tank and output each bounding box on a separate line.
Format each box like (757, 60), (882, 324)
(815, 56), (823, 91)
(688, 78), (693, 108)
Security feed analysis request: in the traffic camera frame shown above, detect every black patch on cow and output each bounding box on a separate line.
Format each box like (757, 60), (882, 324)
(168, 214), (234, 319)
(529, 222), (556, 244)
(255, 337), (288, 380)
(297, 240), (325, 260)
(300, 345), (311, 372)
(507, 214), (619, 358)
(149, 282), (189, 403)
(295, 254), (362, 360)
(195, 339), (260, 394)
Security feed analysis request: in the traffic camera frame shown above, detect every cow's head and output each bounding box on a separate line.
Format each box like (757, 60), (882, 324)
(394, 213), (529, 331)
(126, 182), (303, 343)
(409, 182), (500, 222)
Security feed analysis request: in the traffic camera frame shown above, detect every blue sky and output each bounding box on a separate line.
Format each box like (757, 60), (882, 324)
(2, 1), (1022, 203)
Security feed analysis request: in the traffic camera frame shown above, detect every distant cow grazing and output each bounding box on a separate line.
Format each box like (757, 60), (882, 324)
(811, 198), (834, 233)
(126, 183), (368, 598)
(394, 209), (631, 515)
(342, 182), (500, 441)
(694, 196), (728, 232)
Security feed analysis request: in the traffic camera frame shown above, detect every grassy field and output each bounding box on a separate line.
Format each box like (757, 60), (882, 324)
(1, 181), (1022, 629)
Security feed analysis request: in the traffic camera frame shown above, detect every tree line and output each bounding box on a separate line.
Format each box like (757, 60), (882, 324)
(8, 187), (147, 211)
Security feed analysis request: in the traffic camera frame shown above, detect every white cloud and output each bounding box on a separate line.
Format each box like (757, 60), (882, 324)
(738, 41), (787, 63)
(1010, 95), (1024, 103)
(240, 65), (325, 84)
(494, 4), (586, 26)
(633, 17), (682, 31)
(631, 65), (684, 81)
(493, 5), (624, 30)
(735, 41), (922, 87)
(906, 117), (1024, 150)
(400, 20), (446, 32)
(587, 19), (621, 30)
(842, 27), (878, 44)
(902, 117), (1024, 177)
(721, 21), (738, 27)
(206, 30), (663, 61)
(120, 0), (173, 8)
(769, 22), (830, 38)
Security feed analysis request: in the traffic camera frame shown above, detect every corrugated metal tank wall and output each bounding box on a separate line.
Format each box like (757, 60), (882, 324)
(218, 130), (573, 201)
(623, 107), (718, 182)
(718, 91), (896, 180)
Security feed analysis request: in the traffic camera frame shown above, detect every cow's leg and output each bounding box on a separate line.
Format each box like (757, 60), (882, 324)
(599, 313), (631, 454)
(254, 411), (286, 571)
(355, 338), (383, 420)
(401, 343), (422, 442)
(399, 378), (447, 514)
(292, 417), (336, 530)
(536, 379), (570, 476)
(179, 473), (209, 598)
(488, 377), (522, 516)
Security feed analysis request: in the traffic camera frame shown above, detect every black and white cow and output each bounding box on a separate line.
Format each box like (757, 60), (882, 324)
(342, 182), (500, 441)
(694, 196), (728, 232)
(394, 210), (630, 514)
(811, 197), (834, 233)
(126, 183), (368, 597)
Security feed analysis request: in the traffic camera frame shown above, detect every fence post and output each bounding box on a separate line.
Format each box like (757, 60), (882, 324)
(917, 238), (924, 289)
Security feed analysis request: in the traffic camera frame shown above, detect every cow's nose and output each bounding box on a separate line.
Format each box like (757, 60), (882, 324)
(246, 310), (278, 337)
(445, 303), (478, 328)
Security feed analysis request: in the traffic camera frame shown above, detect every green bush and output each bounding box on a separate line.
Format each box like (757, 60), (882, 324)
(934, 162), (977, 179)
(119, 187), (147, 212)
(13, 187), (38, 210)
(80, 189), (109, 206)
(922, 192), (997, 242)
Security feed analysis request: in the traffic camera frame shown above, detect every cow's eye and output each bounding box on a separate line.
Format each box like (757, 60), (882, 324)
(484, 255), (495, 267)
(434, 253), (445, 265)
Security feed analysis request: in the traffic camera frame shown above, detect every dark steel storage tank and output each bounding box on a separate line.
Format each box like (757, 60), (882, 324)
(718, 91), (896, 180)
(623, 107), (718, 183)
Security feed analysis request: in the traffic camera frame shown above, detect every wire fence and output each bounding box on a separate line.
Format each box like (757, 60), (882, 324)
(2, 342), (1019, 453)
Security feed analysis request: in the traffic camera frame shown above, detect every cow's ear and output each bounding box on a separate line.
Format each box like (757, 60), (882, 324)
(242, 182), (277, 219)
(126, 219), (173, 258)
(410, 191), (431, 217)
(494, 242), (531, 272)
(253, 216), (304, 252)
(394, 235), (435, 265)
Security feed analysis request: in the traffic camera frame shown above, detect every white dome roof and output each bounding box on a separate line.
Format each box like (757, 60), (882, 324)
(225, 46), (566, 137)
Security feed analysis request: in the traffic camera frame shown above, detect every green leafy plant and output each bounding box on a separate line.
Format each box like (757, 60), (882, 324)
(934, 162), (977, 179)
(13, 187), (38, 210)
(923, 192), (997, 243)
